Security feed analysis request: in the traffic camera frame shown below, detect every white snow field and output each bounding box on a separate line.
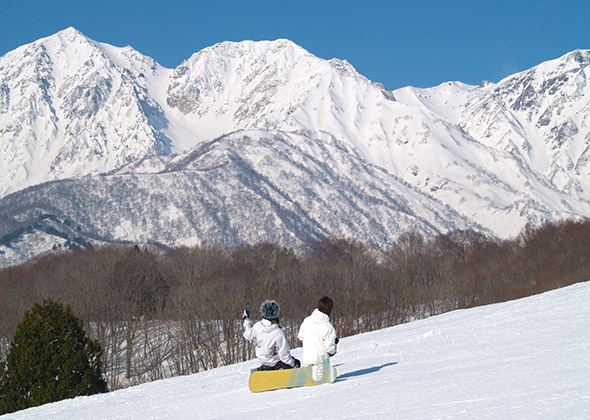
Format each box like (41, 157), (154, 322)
(2, 282), (589, 419)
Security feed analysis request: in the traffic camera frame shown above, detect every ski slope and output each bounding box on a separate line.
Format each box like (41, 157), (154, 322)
(3, 282), (589, 419)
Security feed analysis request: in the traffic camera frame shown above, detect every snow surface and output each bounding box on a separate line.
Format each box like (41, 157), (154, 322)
(3, 282), (589, 420)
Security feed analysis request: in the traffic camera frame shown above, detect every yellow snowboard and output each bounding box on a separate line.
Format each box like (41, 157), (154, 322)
(249, 363), (337, 393)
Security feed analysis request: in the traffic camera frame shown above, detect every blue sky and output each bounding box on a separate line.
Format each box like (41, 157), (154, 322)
(1, 0), (588, 90)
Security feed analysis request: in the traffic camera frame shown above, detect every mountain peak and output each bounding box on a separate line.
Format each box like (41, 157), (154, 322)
(165, 38), (335, 117)
(209, 38), (305, 53)
(38, 26), (95, 53)
(565, 48), (590, 66)
(54, 26), (86, 40)
(183, 38), (315, 70)
(0, 27), (171, 198)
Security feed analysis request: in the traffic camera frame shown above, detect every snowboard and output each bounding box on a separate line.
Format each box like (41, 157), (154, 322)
(249, 363), (337, 392)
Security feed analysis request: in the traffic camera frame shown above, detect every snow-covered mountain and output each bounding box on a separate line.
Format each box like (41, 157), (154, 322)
(0, 130), (473, 261)
(0, 28), (171, 196)
(1, 28), (589, 266)
(2, 281), (588, 419)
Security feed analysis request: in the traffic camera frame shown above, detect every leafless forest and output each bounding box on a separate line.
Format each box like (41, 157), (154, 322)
(1, 219), (588, 389)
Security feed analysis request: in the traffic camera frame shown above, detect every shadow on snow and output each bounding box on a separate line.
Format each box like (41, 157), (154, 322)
(335, 362), (398, 381)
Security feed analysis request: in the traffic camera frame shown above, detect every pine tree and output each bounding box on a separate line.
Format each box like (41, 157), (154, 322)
(0, 299), (107, 414)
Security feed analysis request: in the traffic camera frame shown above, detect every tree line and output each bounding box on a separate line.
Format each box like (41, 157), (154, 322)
(1, 219), (588, 389)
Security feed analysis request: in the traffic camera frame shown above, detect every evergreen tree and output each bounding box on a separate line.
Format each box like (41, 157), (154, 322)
(0, 299), (107, 414)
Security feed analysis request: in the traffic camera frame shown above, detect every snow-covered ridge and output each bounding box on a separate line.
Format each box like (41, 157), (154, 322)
(0, 28), (589, 266)
(3, 282), (589, 419)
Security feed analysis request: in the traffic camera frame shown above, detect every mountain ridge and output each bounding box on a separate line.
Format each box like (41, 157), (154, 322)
(0, 28), (588, 266)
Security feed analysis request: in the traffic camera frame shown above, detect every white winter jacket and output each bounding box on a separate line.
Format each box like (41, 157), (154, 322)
(243, 319), (295, 367)
(297, 309), (337, 366)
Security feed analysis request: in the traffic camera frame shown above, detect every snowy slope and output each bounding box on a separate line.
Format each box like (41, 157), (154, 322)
(3, 282), (589, 420)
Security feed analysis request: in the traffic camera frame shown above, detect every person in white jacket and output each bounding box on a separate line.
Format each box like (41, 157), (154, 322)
(297, 296), (338, 367)
(243, 300), (300, 371)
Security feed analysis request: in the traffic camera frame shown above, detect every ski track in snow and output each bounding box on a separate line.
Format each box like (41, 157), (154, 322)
(2, 282), (589, 419)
